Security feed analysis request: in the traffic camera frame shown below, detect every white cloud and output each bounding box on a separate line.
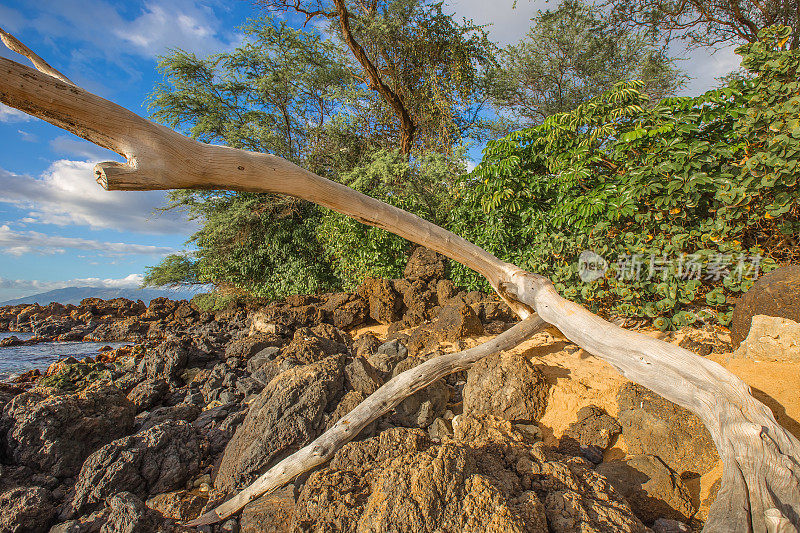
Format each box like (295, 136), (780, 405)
(0, 103), (34, 123)
(0, 161), (195, 235)
(445, 0), (546, 45)
(50, 136), (117, 161)
(16, 0), (242, 66)
(0, 225), (176, 257)
(17, 130), (38, 143)
(678, 44), (741, 96)
(0, 273), (144, 292)
(445, 0), (741, 95)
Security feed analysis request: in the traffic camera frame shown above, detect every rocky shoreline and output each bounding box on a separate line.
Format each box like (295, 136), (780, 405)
(1, 249), (795, 533)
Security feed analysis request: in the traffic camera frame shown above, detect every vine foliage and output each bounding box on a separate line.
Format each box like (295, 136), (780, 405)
(451, 27), (800, 329)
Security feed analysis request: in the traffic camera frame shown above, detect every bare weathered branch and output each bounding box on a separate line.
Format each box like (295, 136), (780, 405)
(1, 33), (798, 532)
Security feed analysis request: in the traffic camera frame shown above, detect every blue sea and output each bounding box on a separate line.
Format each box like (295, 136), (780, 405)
(0, 331), (126, 382)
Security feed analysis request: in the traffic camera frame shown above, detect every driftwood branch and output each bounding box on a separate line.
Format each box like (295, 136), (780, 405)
(189, 315), (547, 525)
(1, 31), (798, 532)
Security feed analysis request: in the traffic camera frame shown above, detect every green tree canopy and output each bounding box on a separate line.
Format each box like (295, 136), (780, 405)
(258, 0), (498, 154)
(491, 0), (685, 124)
(451, 26), (799, 329)
(602, 0), (800, 49)
(144, 6), (486, 298)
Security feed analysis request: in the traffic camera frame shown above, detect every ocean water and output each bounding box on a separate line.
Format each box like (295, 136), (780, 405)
(0, 331), (126, 382)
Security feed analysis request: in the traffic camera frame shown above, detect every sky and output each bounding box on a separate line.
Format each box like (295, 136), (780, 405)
(0, 0), (742, 302)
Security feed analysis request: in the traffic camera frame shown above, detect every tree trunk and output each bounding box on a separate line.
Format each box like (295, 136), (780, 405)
(331, 0), (416, 155)
(1, 29), (798, 532)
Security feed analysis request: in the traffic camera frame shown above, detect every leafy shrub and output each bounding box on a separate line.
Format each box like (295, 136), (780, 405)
(450, 27), (799, 329)
(316, 149), (464, 288)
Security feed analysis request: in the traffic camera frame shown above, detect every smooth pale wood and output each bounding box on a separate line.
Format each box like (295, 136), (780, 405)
(187, 315), (547, 526)
(2, 37), (798, 532)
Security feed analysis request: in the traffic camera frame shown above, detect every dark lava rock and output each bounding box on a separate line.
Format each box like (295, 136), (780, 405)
(225, 333), (283, 360)
(432, 302), (483, 342)
(136, 403), (202, 433)
(344, 356), (384, 396)
(367, 339), (408, 376)
(126, 378), (169, 412)
(294, 427), (644, 533)
(391, 358), (449, 428)
(404, 246), (446, 282)
(0, 486), (56, 533)
(357, 278), (403, 324)
(596, 455), (694, 524)
(142, 337), (189, 383)
(463, 351), (549, 423)
(1, 385), (135, 477)
(213, 354), (345, 495)
(100, 491), (164, 533)
(617, 383), (718, 476)
(70, 420), (201, 515)
(730, 264), (800, 347)
(87, 317), (148, 342)
(561, 405), (621, 452)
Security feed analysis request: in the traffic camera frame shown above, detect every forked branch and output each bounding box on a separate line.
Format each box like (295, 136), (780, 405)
(1, 31), (798, 532)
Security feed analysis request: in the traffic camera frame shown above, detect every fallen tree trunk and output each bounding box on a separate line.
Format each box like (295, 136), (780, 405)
(1, 29), (798, 532)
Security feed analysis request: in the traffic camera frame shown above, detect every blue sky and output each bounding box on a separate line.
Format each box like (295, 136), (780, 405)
(0, 0), (741, 302)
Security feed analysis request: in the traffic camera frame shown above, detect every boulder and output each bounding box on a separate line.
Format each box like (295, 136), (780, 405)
(357, 278), (403, 324)
(352, 333), (382, 358)
(36, 360), (113, 392)
(404, 247), (446, 282)
(367, 339), (408, 376)
(560, 405), (621, 460)
(0, 486), (56, 533)
(344, 356), (383, 396)
(142, 337), (189, 383)
(70, 420), (201, 515)
(126, 378), (169, 411)
(248, 325), (348, 386)
(99, 492), (164, 533)
(432, 302), (484, 341)
(733, 315), (800, 362)
(213, 354), (345, 495)
(136, 403), (202, 433)
(225, 333), (282, 360)
(391, 358), (449, 428)
(463, 351), (549, 423)
(730, 264), (800, 347)
(86, 317), (148, 342)
(617, 383), (718, 476)
(436, 279), (457, 306)
(294, 427), (644, 533)
(1, 386), (135, 477)
(401, 279), (437, 327)
(596, 455), (694, 524)
(240, 485), (296, 533)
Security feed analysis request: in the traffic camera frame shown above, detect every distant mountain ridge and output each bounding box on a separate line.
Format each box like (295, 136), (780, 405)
(0, 286), (201, 306)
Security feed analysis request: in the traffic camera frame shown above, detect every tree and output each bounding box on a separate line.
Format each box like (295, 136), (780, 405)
(491, 0), (685, 123)
(144, 9), (490, 297)
(144, 19), (355, 298)
(258, 0), (498, 155)
(602, 0), (800, 49)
